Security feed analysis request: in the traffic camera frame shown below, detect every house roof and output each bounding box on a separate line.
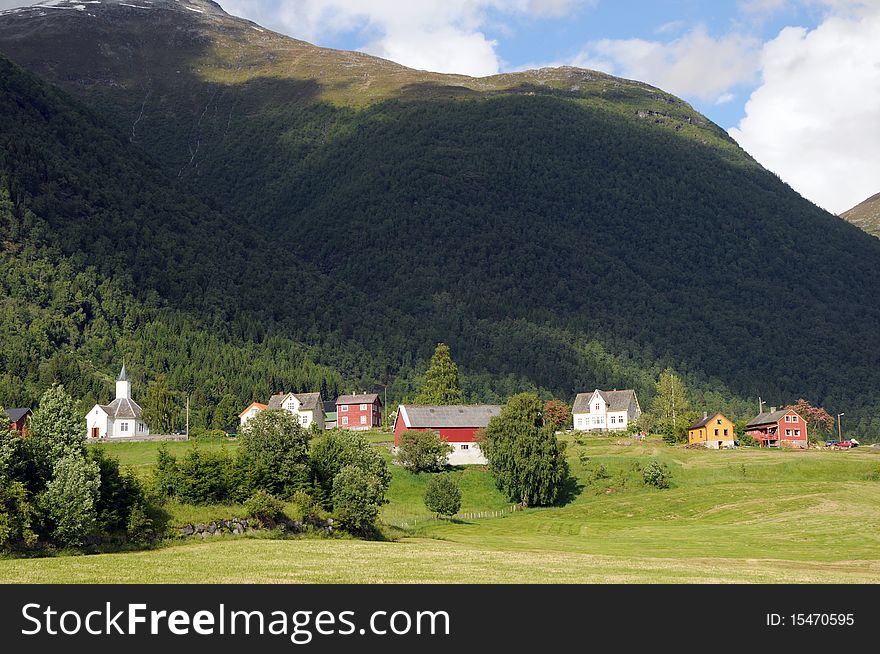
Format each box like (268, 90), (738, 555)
(573, 389), (638, 413)
(747, 409), (791, 427)
(337, 393), (381, 406)
(101, 397), (143, 420)
(238, 402), (268, 418)
(688, 413), (723, 430)
(398, 404), (502, 429)
(267, 393), (323, 412)
(4, 408), (32, 423)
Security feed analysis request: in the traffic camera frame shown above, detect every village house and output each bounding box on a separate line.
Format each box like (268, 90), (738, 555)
(323, 401), (338, 430)
(4, 407), (32, 437)
(336, 393), (382, 430)
(394, 404), (502, 465)
(746, 407), (808, 448)
(238, 402), (268, 427)
(86, 364), (150, 439)
(688, 412), (736, 449)
(572, 389), (641, 432)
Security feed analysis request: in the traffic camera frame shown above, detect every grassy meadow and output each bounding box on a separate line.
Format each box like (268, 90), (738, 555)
(2, 433), (880, 583)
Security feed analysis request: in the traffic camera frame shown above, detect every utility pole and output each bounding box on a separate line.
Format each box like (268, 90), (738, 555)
(837, 413), (844, 440)
(758, 396), (766, 415)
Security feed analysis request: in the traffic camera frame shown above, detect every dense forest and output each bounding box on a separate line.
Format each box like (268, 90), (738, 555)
(1, 2), (880, 437)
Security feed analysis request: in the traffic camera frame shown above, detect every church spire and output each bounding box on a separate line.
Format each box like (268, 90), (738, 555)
(118, 361), (128, 382)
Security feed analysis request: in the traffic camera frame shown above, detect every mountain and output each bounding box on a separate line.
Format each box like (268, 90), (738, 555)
(2, 0), (880, 436)
(842, 193), (880, 238)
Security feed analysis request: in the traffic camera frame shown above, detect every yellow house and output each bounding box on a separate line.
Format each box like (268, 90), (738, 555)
(688, 413), (735, 449)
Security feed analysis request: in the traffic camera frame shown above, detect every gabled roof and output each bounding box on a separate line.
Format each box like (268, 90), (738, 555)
(337, 393), (381, 406)
(573, 389), (638, 413)
(101, 397), (143, 420)
(398, 404), (502, 429)
(688, 413), (725, 430)
(268, 392), (323, 412)
(747, 409), (793, 427)
(4, 408), (32, 423)
(238, 402), (268, 418)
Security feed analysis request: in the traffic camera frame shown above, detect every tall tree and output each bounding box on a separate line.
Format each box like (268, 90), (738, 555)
(543, 399), (573, 430)
(480, 393), (569, 507)
(27, 384), (85, 471)
(650, 369), (692, 444)
(143, 375), (178, 434)
(414, 343), (463, 405)
(786, 399), (834, 439)
(212, 393), (239, 432)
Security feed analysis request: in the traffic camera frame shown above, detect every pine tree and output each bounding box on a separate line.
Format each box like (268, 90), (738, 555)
(414, 343), (463, 405)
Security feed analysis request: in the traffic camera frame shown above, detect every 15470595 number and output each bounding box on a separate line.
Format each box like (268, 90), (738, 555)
(790, 614), (854, 626)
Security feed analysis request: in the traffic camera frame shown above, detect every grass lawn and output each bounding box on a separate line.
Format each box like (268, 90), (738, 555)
(5, 436), (879, 583)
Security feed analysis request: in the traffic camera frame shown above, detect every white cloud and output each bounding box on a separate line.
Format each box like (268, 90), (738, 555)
(220, 0), (596, 76)
(729, 7), (880, 213)
(570, 26), (761, 103)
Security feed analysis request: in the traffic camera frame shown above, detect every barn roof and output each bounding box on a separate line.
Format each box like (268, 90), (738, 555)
(399, 404), (502, 429)
(337, 393), (381, 405)
(573, 389), (638, 413)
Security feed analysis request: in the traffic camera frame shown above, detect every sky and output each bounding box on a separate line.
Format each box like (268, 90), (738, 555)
(1, 0), (878, 214)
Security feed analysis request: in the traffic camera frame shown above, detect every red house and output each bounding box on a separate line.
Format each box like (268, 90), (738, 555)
(394, 404), (502, 465)
(336, 393), (382, 430)
(746, 407), (808, 448)
(4, 408), (32, 437)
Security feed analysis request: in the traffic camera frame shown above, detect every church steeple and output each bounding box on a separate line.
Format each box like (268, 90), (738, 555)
(116, 362), (131, 400)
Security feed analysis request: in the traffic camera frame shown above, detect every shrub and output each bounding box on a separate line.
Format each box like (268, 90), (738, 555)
(40, 454), (101, 547)
(543, 399), (572, 430)
(189, 428), (228, 442)
(174, 449), (236, 505)
(244, 490), (286, 526)
(238, 410), (311, 497)
(642, 460), (671, 489)
(397, 430), (452, 473)
(90, 447), (145, 534)
(424, 475), (462, 518)
(310, 430), (390, 509)
(331, 465), (384, 535)
(0, 476), (37, 550)
(153, 446), (179, 498)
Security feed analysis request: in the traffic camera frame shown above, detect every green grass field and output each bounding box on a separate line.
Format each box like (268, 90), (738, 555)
(2, 435), (879, 583)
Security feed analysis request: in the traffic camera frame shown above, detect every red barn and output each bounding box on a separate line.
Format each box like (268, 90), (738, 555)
(746, 407), (808, 448)
(394, 404), (502, 465)
(336, 393), (382, 430)
(4, 408), (32, 437)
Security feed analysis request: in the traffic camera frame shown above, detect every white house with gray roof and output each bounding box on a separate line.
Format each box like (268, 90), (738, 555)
(266, 392), (325, 430)
(86, 364), (150, 439)
(572, 389), (641, 432)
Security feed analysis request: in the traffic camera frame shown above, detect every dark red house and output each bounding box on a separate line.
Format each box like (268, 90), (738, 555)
(393, 404), (502, 465)
(336, 393), (382, 430)
(4, 408), (32, 437)
(746, 407), (808, 448)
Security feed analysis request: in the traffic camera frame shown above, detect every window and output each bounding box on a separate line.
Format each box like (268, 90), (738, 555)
(342, 416), (349, 425)
(724, 429), (729, 436)
(341, 405), (348, 412)
(714, 429), (719, 436)
(785, 429), (792, 436)
(301, 415), (308, 425)
(610, 416), (616, 424)
(360, 416), (367, 425)
(595, 403), (600, 411)
(120, 422), (129, 433)
(461, 444), (469, 450)
(717, 419), (722, 425)
(795, 429), (801, 436)
(360, 404), (368, 411)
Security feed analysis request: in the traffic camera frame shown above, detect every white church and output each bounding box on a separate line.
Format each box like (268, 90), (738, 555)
(86, 363), (150, 439)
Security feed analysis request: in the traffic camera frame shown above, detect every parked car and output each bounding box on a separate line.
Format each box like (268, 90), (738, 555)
(825, 439), (839, 447)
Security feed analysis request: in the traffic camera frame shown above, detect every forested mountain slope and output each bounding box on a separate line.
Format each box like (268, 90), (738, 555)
(2, 0), (880, 435)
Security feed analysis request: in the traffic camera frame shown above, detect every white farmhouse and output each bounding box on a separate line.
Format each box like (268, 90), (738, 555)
(572, 389), (641, 432)
(266, 392), (325, 430)
(86, 364), (150, 439)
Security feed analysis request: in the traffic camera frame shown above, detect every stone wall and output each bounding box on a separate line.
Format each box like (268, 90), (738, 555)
(177, 516), (334, 539)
